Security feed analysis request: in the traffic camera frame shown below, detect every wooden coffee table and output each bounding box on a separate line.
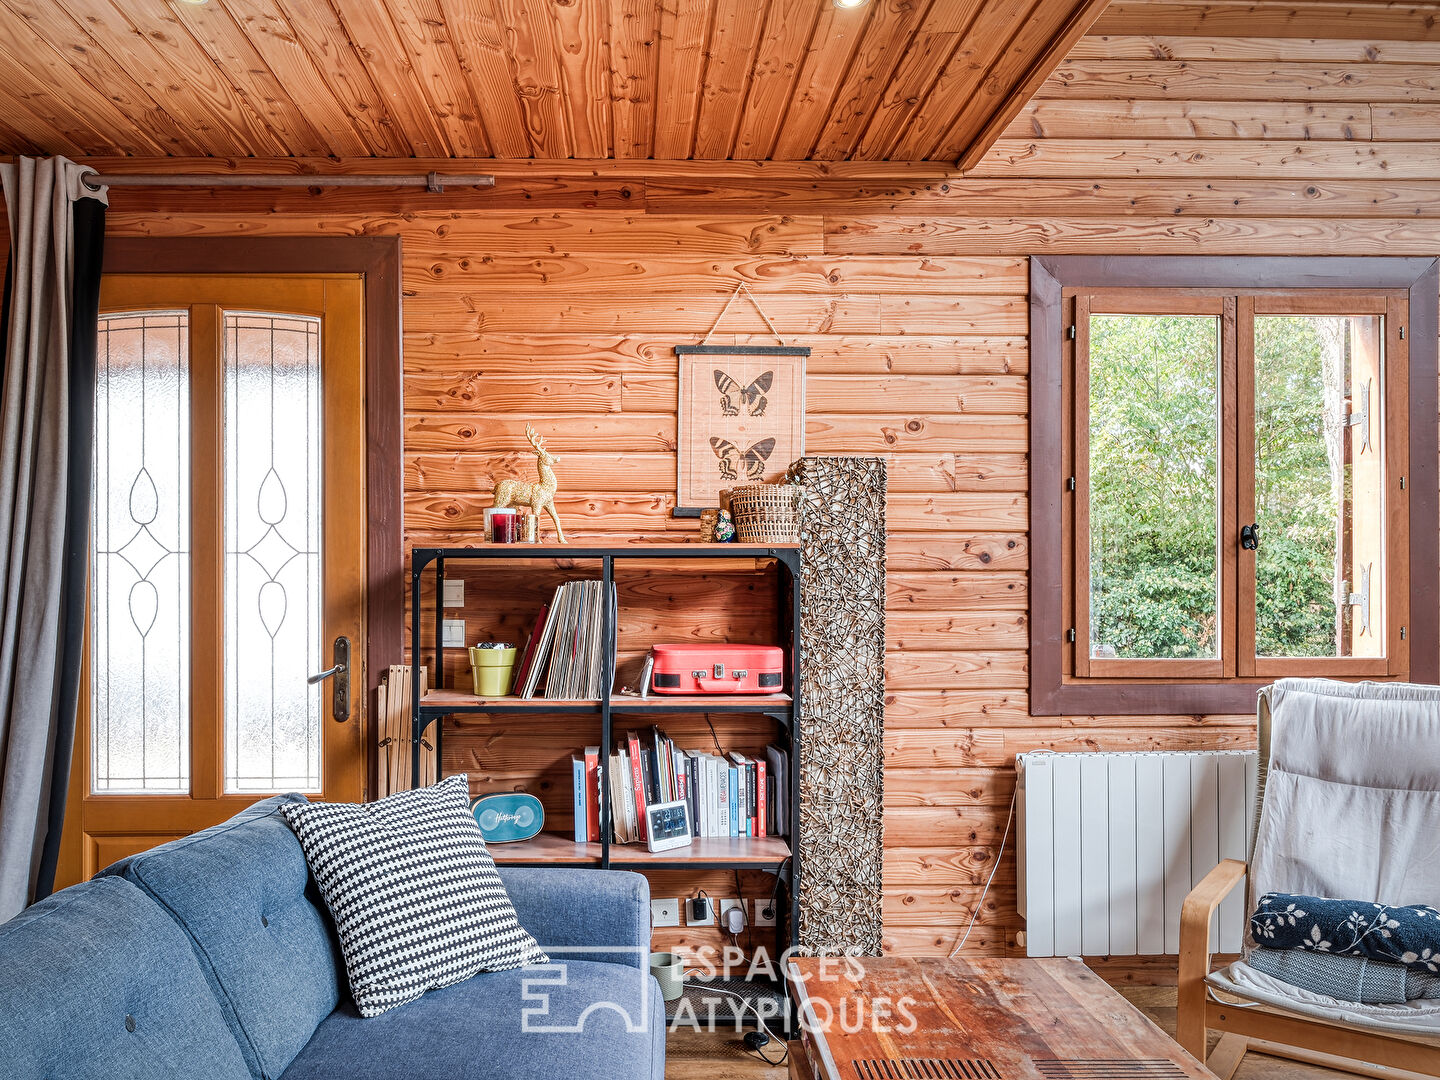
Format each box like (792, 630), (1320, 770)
(786, 957), (1211, 1080)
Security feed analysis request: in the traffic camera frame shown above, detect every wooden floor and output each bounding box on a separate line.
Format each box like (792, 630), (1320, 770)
(663, 987), (1353, 1080)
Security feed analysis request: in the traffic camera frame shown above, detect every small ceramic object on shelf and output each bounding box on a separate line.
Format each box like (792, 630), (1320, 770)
(714, 509), (736, 543)
(470, 643), (517, 696)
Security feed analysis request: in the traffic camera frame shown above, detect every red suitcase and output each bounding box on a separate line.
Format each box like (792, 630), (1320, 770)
(649, 644), (785, 694)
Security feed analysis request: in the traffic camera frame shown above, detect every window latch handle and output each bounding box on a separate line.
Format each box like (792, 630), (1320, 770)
(1240, 523), (1260, 551)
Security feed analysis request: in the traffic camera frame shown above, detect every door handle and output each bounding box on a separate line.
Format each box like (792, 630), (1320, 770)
(308, 636), (351, 722)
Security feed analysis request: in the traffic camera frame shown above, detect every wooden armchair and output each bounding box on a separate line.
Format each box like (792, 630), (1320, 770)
(1176, 679), (1440, 1080)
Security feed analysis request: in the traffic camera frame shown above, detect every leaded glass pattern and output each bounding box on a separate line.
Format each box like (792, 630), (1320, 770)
(91, 312), (191, 793)
(224, 313), (324, 793)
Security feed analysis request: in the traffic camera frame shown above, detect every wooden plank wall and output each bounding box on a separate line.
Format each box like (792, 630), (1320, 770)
(94, 26), (1440, 961)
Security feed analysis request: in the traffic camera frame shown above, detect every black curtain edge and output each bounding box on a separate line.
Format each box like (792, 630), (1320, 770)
(33, 195), (105, 900)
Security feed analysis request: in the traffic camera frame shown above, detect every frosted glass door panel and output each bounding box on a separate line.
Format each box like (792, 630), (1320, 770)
(92, 313), (191, 793)
(224, 313), (323, 793)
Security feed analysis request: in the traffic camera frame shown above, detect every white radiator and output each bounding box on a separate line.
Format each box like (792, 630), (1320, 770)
(1016, 750), (1258, 957)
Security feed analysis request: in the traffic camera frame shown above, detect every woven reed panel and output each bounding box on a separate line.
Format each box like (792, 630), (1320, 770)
(786, 456), (886, 954)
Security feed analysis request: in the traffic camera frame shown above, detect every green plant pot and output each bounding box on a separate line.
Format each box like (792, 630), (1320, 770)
(469, 645), (518, 697)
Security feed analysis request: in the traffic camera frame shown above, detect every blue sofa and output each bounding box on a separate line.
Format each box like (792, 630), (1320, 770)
(0, 795), (665, 1080)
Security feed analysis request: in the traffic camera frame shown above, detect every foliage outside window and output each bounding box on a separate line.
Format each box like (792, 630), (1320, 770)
(1073, 291), (1407, 683)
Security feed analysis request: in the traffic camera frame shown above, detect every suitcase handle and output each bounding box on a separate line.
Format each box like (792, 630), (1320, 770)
(693, 675), (747, 693)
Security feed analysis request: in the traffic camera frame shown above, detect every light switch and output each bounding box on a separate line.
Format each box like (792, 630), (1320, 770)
(442, 619), (466, 647)
(442, 578), (465, 607)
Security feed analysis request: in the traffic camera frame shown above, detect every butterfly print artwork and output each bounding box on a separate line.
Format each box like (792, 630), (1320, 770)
(713, 369), (774, 417)
(710, 436), (775, 481)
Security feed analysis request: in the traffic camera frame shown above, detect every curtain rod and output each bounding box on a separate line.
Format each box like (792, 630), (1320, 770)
(80, 171), (496, 193)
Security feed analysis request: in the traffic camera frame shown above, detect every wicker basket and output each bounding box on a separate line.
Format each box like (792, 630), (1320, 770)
(728, 483), (805, 543)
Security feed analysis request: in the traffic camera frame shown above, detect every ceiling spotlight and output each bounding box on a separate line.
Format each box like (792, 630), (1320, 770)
(833, 0), (869, 8)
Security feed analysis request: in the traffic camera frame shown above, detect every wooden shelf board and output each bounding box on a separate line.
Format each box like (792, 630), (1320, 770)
(420, 690), (599, 712)
(609, 836), (791, 867)
(609, 693), (792, 713)
(421, 691), (792, 714)
(488, 833), (602, 865)
(416, 543), (798, 560)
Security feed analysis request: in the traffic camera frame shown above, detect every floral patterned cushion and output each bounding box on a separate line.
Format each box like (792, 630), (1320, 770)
(1252, 893), (1440, 973)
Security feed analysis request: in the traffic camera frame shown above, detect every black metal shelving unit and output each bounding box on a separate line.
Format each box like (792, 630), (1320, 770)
(409, 542), (802, 955)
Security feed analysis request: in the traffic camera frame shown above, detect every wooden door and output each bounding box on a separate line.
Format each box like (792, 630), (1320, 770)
(57, 275), (367, 885)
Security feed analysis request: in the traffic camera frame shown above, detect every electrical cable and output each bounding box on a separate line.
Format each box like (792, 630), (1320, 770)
(947, 782), (1017, 958)
(703, 713), (726, 757)
(679, 974), (789, 1065)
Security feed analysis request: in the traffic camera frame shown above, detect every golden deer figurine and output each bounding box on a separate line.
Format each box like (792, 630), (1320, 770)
(492, 425), (565, 543)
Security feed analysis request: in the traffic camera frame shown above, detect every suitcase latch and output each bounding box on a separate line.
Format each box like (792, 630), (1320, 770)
(713, 663), (725, 679)
(733, 669), (747, 679)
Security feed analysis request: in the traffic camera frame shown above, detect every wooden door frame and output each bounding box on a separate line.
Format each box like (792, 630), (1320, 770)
(102, 237), (403, 797)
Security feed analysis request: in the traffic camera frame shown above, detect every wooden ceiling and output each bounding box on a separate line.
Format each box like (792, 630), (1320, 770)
(0, 0), (1108, 164)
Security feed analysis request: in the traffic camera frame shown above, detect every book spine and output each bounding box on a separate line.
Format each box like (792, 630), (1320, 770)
(584, 746), (601, 843)
(716, 759), (727, 839)
(626, 731), (648, 842)
(756, 755), (766, 839)
(729, 767), (739, 838)
(687, 755), (699, 837)
(572, 755), (586, 844)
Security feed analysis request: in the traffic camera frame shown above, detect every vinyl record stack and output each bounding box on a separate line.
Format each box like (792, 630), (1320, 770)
(786, 455), (886, 954)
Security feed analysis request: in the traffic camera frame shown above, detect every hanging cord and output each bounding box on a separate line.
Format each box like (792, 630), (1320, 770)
(702, 282), (790, 346)
(947, 781), (1017, 958)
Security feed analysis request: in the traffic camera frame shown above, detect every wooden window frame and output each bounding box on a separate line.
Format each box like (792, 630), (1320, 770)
(1031, 256), (1439, 716)
(101, 237), (403, 791)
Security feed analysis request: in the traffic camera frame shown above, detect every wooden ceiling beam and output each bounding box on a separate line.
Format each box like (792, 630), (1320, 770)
(953, 0), (1113, 172)
(1093, 1), (1440, 40)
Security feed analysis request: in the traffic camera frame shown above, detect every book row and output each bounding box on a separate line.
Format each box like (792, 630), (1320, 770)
(572, 727), (791, 845)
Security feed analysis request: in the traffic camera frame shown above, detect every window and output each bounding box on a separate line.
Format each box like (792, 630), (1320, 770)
(1030, 258), (1438, 716)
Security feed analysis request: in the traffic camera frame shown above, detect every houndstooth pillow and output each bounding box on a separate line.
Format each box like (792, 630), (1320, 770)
(281, 774), (547, 1017)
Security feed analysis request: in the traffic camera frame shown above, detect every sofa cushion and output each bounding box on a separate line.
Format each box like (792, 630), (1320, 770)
(280, 960), (664, 1080)
(100, 794), (343, 1080)
(0, 875), (252, 1080)
(280, 775), (547, 1017)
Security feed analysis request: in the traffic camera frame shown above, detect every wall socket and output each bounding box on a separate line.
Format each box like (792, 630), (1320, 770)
(752, 898), (777, 927)
(442, 578), (465, 607)
(686, 896), (716, 926)
(718, 898), (745, 931)
(650, 898), (680, 928)
(441, 619), (466, 647)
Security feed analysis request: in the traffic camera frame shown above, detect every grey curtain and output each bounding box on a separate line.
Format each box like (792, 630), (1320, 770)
(0, 157), (107, 921)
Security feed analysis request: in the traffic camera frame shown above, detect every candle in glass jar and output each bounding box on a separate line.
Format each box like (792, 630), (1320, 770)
(492, 510), (519, 543)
